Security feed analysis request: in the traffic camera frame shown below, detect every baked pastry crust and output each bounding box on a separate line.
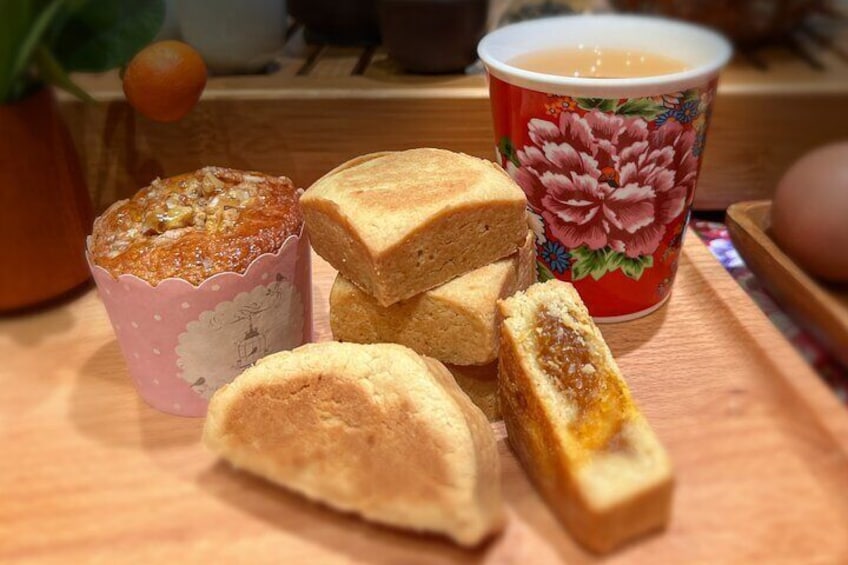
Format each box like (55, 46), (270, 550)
(89, 167), (301, 286)
(203, 342), (505, 546)
(301, 148), (528, 306)
(330, 231), (535, 365)
(498, 280), (673, 553)
(444, 362), (499, 421)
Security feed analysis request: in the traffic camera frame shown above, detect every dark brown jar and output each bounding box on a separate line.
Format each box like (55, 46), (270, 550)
(290, 0), (380, 45)
(378, 0), (489, 73)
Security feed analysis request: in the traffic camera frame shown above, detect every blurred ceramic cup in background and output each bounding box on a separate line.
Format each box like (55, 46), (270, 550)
(479, 15), (732, 321)
(378, 0), (489, 74)
(176, 0), (286, 74)
(154, 0), (181, 41)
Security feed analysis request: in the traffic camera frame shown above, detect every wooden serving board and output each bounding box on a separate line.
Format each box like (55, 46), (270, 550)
(727, 200), (848, 368)
(2, 235), (848, 564)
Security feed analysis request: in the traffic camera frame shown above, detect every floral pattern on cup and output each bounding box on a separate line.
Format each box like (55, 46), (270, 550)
(495, 80), (716, 313)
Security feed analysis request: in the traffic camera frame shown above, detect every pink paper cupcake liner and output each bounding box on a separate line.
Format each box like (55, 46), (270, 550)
(87, 227), (312, 417)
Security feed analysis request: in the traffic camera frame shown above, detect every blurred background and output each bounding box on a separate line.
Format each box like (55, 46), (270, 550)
(57, 0), (848, 213)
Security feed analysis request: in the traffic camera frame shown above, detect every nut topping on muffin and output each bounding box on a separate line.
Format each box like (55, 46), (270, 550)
(90, 167), (302, 286)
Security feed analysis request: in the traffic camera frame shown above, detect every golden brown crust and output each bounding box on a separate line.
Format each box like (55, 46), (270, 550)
(203, 342), (505, 547)
(89, 167), (302, 286)
(300, 148), (528, 306)
(498, 280), (673, 553)
(329, 231), (536, 366)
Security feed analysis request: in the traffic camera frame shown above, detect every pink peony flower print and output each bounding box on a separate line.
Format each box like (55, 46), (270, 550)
(508, 109), (697, 258)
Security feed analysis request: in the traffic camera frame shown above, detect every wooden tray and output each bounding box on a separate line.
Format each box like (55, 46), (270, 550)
(727, 200), (848, 368)
(3, 235), (848, 563)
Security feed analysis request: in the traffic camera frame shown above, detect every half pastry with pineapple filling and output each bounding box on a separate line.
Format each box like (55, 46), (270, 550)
(498, 280), (673, 553)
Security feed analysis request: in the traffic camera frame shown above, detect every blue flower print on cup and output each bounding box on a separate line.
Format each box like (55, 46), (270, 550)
(540, 241), (571, 273)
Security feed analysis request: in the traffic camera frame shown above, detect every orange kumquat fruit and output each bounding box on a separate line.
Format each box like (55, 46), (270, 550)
(122, 40), (207, 123)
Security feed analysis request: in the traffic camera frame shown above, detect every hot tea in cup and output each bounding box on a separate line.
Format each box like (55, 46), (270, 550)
(479, 15), (732, 321)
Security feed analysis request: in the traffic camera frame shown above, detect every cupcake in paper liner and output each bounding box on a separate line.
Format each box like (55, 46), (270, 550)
(87, 167), (312, 417)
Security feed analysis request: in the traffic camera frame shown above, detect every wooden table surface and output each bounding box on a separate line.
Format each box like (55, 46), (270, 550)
(3, 235), (848, 564)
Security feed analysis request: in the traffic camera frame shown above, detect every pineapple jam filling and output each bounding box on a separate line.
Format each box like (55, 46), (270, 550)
(533, 307), (628, 453)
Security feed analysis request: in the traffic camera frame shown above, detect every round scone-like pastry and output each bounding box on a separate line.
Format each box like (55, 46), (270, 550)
(90, 167), (302, 286)
(204, 342), (505, 546)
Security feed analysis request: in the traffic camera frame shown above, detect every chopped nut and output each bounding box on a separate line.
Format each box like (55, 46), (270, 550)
(230, 188), (250, 202)
(218, 196), (242, 208)
(163, 205), (194, 229)
(206, 209), (222, 232)
(222, 208), (238, 228)
(143, 205), (195, 234)
(202, 171), (224, 195)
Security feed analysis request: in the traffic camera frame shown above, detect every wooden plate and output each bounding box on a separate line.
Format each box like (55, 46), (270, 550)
(727, 200), (848, 367)
(2, 236), (848, 563)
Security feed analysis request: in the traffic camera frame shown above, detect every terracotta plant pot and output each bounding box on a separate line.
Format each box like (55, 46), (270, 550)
(0, 88), (93, 311)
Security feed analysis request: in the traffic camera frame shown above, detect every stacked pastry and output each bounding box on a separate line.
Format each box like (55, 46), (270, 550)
(201, 148), (675, 552)
(299, 148), (533, 419)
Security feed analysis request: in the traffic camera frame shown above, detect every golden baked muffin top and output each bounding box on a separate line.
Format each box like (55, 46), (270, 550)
(90, 167), (302, 286)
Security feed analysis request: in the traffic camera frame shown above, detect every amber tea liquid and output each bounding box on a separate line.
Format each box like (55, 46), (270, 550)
(508, 46), (688, 78)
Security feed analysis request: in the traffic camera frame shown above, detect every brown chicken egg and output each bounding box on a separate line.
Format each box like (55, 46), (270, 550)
(770, 142), (848, 283)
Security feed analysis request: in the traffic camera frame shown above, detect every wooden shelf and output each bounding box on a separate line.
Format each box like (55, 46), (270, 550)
(61, 13), (848, 213)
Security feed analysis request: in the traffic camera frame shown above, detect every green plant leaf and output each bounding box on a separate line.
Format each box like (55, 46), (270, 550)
(1, 0), (66, 102)
(537, 261), (555, 282)
(616, 98), (666, 119)
(498, 136), (520, 167)
(34, 44), (94, 102)
(0, 0), (34, 101)
(576, 97), (618, 113)
(51, 0), (165, 72)
(38, 0), (88, 47)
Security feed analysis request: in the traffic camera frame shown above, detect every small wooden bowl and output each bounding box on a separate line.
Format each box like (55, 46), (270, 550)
(727, 200), (848, 367)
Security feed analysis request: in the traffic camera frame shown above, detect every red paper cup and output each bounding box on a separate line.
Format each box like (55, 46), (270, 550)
(87, 228), (312, 417)
(479, 15), (732, 321)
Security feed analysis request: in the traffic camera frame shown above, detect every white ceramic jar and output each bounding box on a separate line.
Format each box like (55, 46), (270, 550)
(176, 0), (286, 74)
